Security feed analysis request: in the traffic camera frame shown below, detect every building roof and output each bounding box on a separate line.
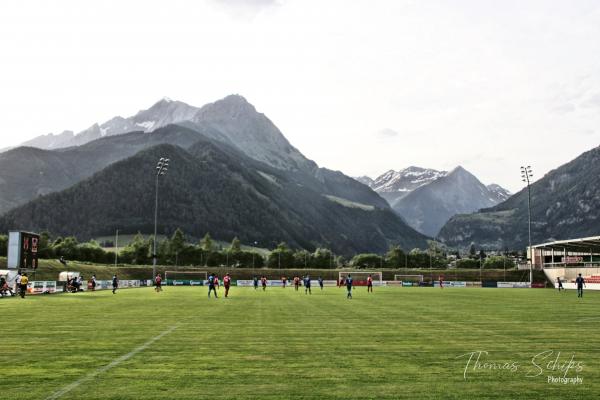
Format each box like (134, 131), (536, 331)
(532, 236), (600, 253)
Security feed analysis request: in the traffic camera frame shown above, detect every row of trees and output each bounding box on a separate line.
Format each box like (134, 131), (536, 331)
(0, 231), (516, 269)
(456, 256), (515, 269)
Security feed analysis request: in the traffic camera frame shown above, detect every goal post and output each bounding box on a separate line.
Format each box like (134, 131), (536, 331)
(338, 271), (383, 286)
(393, 274), (424, 283)
(164, 270), (208, 286)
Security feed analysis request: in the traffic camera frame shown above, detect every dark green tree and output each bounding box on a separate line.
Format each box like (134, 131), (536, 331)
(483, 256), (515, 269)
(469, 243), (477, 258)
(312, 248), (333, 268)
(120, 233), (151, 265)
(230, 237), (242, 253)
(386, 245), (406, 268)
(350, 253), (382, 269)
(169, 228), (186, 258)
(267, 242), (294, 269)
(0, 234), (7, 257)
(200, 233), (214, 251)
(293, 250), (311, 268)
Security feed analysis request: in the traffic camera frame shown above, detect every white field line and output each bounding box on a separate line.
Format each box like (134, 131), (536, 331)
(576, 316), (600, 322)
(45, 324), (179, 400)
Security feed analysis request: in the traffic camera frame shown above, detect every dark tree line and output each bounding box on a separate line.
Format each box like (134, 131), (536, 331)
(0, 231), (517, 270)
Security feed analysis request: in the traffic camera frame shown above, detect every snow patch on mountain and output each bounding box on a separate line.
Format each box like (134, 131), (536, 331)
(135, 121), (156, 130)
(325, 195), (375, 211)
(371, 167), (447, 193)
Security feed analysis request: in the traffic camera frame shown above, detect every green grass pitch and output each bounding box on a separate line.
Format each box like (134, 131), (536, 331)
(2, 286), (598, 399)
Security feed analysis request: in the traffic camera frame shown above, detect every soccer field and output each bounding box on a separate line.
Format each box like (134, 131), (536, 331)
(2, 286), (598, 399)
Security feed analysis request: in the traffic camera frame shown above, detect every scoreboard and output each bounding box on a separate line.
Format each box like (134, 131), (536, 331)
(7, 231), (40, 270)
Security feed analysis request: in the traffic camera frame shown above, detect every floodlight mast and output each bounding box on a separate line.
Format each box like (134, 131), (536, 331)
(520, 165), (533, 284)
(153, 157), (170, 279)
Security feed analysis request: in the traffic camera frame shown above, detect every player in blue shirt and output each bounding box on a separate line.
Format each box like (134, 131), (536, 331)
(318, 276), (324, 290)
(304, 275), (312, 295)
(575, 274), (586, 298)
(207, 273), (218, 298)
(346, 275), (353, 299)
(253, 276), (259, 290)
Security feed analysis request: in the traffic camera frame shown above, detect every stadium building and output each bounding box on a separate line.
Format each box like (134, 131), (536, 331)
(532, 236), (600, 289)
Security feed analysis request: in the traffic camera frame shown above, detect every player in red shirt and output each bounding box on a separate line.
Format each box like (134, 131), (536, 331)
(223, 273), (231, 298)
(154, 274), (162, 292)
(214, 275), (220, 291)
(261, 276), (267, 291)
(293, 276), (300, 291)
(439, 275), (444, 289)
(367, 274), (373, 293)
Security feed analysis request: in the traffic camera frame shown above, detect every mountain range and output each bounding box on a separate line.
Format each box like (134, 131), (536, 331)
(357, 167), (511, 236)
(438, 145), (600, 250)
(5, 94), (597, 253)
(0, 95), (428, 254)
(20, 97), (199, 150)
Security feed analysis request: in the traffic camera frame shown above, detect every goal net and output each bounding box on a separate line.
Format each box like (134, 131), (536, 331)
(393, 274), (423, 287)
(339, 271), (383, 286)
(164, 270), (208, 286)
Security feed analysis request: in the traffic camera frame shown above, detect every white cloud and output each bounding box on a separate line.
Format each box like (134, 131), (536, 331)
(376, 128), (399, 138)
(211, 0), (282, 19)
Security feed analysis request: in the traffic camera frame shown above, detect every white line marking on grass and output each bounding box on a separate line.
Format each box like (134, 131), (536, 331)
(576, 316), (600, 322)
(45, 324), (179, 400)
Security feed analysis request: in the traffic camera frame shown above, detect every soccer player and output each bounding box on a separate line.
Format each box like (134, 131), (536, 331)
(346, 274), (353, 299)
(575, 273), (585, 298)
(253, 276), (259, 290)
(261, 276), (267, 291)
(112, 274), (119, 294)
(14, 271), (21, 297)
(155, 273), (163, 292)
(367, 274), (373, 293)
(282, 276), (287, 288)
(304, 275), (312, 295)
(556, 277), (564, 292)
(439, 275), (444, 289)
(223, 273), (231, 298)
(19, 273), (29, 298)
(294, 276), (300, 291)
(207, 273), (218, 298)
(318, 276), (324, 290)
(91, 274), (97, 291)
(214, 275), (220, 291)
